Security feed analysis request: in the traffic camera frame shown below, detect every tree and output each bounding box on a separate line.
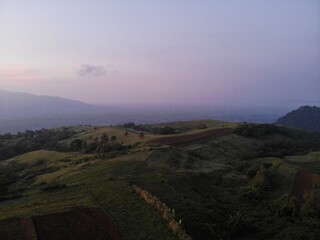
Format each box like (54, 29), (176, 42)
(101, 133), (109, 144)
(139, 132), (145, 139)
(70, 139), (83, 151)
(110, 135), (117, 143)
(98, 134), (110, 154)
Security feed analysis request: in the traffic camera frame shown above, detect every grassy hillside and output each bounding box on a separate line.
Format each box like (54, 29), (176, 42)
(0, 120), (320, 239)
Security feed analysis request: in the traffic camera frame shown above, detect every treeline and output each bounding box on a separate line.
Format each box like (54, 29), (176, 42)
(0, 161), (25, 196)
(119, 122), (176, 135)
(69, 133), (126, 156)
(235, 123), (320, 158)
(234, 123), (320, 139)
(0, 128), (76, 161)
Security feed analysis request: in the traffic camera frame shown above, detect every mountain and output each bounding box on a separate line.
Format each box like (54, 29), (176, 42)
(275, 105), (320, 132)
(0, 89), (99, 118)
(0, 90), (119, 133)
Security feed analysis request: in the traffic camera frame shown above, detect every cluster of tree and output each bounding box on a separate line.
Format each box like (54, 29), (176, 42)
(69, 133), (126, 156)
(235, 123), (320, 158)
(119, 122), (176, 135)
(256, 139), (320, 158)
(0, 161), (26, 195)
(234, 123), (286, 138)
(0, 133), (14, 140)
(235, 122), (320, 140)
(0, 128), (77, 161)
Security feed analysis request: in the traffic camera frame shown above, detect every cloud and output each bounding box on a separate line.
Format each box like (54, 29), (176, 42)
(76, 64), (106, 77)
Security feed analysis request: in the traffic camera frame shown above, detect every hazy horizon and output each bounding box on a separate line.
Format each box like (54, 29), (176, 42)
(1, 1), (319, 107)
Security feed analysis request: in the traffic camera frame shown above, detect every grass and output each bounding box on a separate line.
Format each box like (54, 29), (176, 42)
(0, 186), (95, 221)
(87, 181), (177, 240)
(58, 126), (154, 147)
(8, 150), (71, 165)
(61, 151), (151, 184)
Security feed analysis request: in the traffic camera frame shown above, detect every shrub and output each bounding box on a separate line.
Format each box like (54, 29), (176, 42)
(240, 186), (263, 200)
(226, 211), (251, 237)
(271, 194), (298, 218)
(40, 182), (67, 191)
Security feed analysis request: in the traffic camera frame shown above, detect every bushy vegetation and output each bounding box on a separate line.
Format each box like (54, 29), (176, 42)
(119, 121), (209, 135)
(40, 182), (67, 191)
(271, 194), (298, 218)
(119, 122), (177, 134)
(234, 123), (320, 158)
(234, 122), (320, 139)
(0, 128), (77, 161)
(0, 161), (26, 195)
(69, 133), (127, 158)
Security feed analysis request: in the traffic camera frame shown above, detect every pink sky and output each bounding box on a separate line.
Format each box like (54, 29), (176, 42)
(0, 1), (319, 106)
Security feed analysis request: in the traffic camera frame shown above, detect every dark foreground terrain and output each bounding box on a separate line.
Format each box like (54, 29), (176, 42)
(0, 207), (122, 240)
(0, 120), (320, 239)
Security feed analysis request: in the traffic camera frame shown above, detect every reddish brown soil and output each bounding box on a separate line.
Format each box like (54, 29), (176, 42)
(0, 218), (37, 240)
(0, 208), (123, 240)
(293, 170), (320, 202)
(33, 208), (123, 240)
(148, 128), (233, 146)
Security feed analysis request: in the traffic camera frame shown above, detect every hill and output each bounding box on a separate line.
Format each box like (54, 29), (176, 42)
(276, 106), (320, 132)
(1, 120), (320, 239)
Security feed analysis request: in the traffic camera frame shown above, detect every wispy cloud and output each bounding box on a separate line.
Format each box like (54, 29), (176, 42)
(76, 64), (106, 77)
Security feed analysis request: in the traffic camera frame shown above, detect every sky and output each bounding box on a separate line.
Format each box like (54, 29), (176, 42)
(0, 0), (319, 106)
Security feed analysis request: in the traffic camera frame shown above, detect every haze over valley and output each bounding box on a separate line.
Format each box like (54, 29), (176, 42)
(1, 89), (317, 134)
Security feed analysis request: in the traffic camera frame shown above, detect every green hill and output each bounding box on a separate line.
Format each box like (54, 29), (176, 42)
(276, 106), (320, 132)
(0, 120), (320, 239)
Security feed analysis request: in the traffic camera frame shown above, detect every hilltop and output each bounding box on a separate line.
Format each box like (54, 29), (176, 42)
(276, 106), (320, 132)
(0, 120), (320, 239)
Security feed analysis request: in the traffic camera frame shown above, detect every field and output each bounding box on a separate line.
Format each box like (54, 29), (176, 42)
(58, 126), (154, 147)
(148, 128), (233, 145)
(0, 208), (123, 240)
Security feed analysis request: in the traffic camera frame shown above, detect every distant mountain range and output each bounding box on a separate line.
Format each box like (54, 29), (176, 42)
(276, 106), (320, 132)
(0, 90), (293, 134)
(0, 89), (102, 118)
